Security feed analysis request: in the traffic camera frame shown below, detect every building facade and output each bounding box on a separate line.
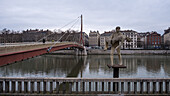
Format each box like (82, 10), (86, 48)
(0, 29), (22, 43)
(22, 29), (52, 42)
(89, 31), (100, 46)
(100, 31), (113, 47)
(82, 32), (89, 46)
(99, 30), (138, 49)
(137, 32), (150, 49)
(74, 32), (89, 46)
(164, 32), (170, 49)
(0, 33), (22, 43)
(163, 27), (170, 49)
(121, 30), (138, 49)
(146, 32), (161, 49)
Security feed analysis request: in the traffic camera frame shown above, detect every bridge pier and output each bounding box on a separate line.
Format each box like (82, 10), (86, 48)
(74, 48), (79, 55)
(74, 47), (87, 56)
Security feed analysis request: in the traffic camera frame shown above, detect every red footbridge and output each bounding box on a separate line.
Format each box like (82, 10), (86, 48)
(0, 42), (85, 66)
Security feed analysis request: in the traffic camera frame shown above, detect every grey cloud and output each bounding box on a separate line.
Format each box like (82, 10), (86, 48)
(0, 0), (170, 34)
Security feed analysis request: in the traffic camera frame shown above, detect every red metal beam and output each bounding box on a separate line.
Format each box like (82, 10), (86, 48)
(0, 44), (84, 66)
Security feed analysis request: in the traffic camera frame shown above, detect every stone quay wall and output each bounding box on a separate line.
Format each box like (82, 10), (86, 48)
(52, 49), (170, 55)
(87, 49), (170, 55)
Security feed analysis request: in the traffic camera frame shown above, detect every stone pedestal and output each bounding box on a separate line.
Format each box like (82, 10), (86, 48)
(107, 64), (126, 78)
(107, 64), (127, 91)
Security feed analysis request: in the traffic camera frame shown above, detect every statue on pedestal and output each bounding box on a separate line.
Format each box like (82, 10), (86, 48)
(104, 26), (132, 66)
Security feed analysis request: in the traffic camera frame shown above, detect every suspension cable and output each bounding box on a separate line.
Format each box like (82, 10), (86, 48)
(56, 17), (80, 42)
(47, 16), (81, 52)
(65, 19), (80, 41)
(36, 16), (80, 42)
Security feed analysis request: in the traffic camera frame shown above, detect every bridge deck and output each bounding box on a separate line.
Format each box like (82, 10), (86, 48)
(0, 42), (81, 55)
(0, 42), (84, 66)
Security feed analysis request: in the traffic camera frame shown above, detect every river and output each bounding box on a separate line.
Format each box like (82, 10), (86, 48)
(0, 55), (170, 78)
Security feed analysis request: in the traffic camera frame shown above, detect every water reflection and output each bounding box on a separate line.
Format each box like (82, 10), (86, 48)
(86, 55), (170, 78)
(0, 55), (87, 77)
(0, 55), (170, 78)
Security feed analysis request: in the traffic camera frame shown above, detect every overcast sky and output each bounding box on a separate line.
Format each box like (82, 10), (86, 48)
(0, 0), (170, 34)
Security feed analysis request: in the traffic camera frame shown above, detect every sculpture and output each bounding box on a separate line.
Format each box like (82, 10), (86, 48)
(104, 26), (132, 65)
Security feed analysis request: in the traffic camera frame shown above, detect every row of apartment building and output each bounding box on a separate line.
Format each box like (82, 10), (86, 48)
(89, 30), (138, 49)
(0, 29), (90, 46)
(1, 27), (170, 49)
(89, 27), (170, 49)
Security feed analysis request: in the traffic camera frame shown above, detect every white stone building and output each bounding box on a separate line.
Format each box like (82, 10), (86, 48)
(121, 30), (138, 49)
(89, 31), (100, 46)
(100, 30), (138, 49)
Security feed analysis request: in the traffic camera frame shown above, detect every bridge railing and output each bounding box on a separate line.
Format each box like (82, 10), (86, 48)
(0, 77), (170, 95)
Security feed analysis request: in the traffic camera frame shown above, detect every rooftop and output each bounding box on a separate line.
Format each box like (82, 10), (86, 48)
(101, 32), (112, 36)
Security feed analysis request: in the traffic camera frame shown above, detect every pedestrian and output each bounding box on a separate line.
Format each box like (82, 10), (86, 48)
(43, 38), (46, 44)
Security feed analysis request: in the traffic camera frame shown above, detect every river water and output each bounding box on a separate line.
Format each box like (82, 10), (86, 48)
(0, 55), (170, 78)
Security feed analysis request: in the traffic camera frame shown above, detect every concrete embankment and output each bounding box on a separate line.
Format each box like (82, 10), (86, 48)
(51, 50), (75, 55)
(52, 49), (170, 55)
(88, 49), (170, 55)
